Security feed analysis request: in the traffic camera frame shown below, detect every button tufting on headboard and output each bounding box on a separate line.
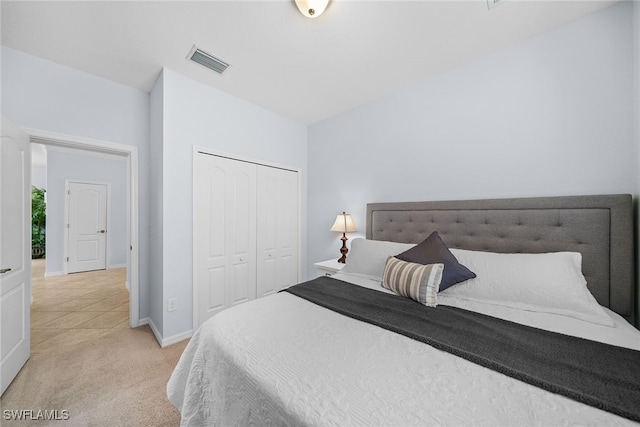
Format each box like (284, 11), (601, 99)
(366, 195), (634, 324)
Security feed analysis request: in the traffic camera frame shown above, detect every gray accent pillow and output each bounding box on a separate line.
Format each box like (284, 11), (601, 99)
(395, 231), (476, 291)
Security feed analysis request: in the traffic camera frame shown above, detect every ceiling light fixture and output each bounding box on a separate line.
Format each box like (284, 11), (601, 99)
(294, 0), (330, 18)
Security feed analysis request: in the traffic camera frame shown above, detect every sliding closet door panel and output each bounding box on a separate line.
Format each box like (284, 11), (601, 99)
(256, 168), (278, 297)
(195, 157), (227, 324)
(195, 153), (256, 326)
(208, 167), (226, 259)
(206, 267), (226, 316)
(229, 168), (256, 306)
(277, 170), (298, 288)
(256, 166), (298, 298)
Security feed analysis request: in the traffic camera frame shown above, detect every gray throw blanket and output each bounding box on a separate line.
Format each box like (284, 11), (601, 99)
(283, 276), (640, 422)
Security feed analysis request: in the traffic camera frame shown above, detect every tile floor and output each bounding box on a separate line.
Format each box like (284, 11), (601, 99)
(30, 259), (129, 354)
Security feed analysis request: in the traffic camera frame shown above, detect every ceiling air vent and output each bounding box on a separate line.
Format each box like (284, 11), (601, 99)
(486, 0), (507, 9)
(187, 46), (230, 75)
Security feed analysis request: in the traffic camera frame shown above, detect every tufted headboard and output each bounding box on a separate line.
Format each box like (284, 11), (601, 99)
(366, 194), (635, 323)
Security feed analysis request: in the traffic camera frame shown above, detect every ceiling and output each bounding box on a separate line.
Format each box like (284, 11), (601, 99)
(1, 0), (617, 124)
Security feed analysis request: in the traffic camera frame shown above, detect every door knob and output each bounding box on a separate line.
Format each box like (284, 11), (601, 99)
(98, 230), (106, 233)
(0, 268), (11, 274)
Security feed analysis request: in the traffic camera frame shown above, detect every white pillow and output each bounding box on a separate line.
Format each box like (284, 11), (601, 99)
(341, 238), (415, 280)
(442, 249), (614, 327)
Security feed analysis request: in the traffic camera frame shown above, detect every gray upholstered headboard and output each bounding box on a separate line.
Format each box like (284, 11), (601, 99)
(366, 194), (635, 323)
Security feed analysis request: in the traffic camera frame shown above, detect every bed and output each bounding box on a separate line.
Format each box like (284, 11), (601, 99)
(168, 194), (640, 426)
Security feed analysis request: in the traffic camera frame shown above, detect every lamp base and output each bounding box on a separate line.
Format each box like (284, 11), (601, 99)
(337, 234), (348, 263)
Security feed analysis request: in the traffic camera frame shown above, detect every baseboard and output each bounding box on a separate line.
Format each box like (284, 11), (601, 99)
(142, 318), (192, 347)
(108, 263), (127, 269)
(162, 329), (193, 347)
(45, 267), (124, 277)
(144, 318), (163, 347)
(44, 271), (65, 278)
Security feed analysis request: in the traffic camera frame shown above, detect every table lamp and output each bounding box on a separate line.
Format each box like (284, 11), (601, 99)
(330, 212), (357, 263)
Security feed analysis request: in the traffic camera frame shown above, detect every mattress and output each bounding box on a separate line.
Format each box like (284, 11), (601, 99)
(167, 271), (640, 426)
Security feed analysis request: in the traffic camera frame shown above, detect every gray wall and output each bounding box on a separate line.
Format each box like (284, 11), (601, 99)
(307, 2), (636, 275)
(45, 149), (128, 275)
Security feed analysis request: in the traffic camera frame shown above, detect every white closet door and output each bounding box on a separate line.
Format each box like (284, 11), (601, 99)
(256, 166), (298, 298)
(194, 154), (256, 325)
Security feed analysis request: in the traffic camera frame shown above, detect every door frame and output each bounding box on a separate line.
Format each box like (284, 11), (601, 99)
(25, 128), (140, 327)
(192, 146), (302, 329)
(64, 180), (110, 274)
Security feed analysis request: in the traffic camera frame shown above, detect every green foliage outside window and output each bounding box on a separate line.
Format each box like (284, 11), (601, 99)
(32, 186), (46, 258)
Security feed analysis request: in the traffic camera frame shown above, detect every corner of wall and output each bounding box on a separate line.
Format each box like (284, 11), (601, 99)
(148, 68), (165, 336)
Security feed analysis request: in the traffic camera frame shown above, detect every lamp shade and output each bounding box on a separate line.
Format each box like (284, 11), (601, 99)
(330, 212), (357, 233)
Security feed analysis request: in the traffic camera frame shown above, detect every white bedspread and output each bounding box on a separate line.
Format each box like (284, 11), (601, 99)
(167, 274), (640, 426)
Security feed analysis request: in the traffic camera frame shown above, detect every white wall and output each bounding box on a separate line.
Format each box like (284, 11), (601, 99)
(1, 45), (307, 342)
(155, 69), (308, 340)
(45, 149), (128, 275)
(31, 167), (47, 190)
(1, 47), (151, 318)
(308, 2), (635, 274)
(31, 144), (48, 189)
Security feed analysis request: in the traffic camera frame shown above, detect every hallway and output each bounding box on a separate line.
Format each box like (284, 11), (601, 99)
(30, 259), (129, 353)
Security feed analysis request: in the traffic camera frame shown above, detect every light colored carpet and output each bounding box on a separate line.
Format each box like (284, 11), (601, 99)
(0, 326), (188, 426)
(1, 260), (189, 426)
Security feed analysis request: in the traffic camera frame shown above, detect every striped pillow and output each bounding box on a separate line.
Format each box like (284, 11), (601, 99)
(382, 257), (444, 307)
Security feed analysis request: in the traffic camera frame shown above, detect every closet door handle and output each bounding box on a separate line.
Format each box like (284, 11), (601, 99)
(0, 268), (11, 274)
(98, 230), (106, 234)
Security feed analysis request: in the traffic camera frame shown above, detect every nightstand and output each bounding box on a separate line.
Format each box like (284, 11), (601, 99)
(314, 259), (345, 277)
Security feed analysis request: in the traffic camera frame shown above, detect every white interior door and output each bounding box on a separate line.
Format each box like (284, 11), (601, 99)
(256, 166), (298, 297)
(194, 153), (256, 326)
(68, 182), (107, 273)
(0, 116), (31, 396)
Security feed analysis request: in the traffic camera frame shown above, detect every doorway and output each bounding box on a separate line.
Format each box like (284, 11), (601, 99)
(29, 149), (130, 353)
(26, 128), (140, 328)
